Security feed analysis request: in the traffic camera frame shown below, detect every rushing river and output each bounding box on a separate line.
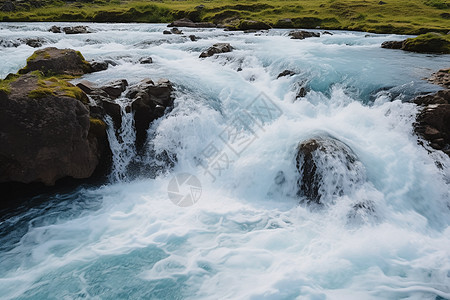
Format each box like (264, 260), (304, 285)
(1, 22), (450, 299)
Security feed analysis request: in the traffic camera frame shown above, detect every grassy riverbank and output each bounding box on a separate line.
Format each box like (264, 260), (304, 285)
(0, 0), (449, 34)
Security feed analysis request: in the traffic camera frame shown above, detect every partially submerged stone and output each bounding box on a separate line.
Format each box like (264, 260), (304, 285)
(199, 43), (233, 58)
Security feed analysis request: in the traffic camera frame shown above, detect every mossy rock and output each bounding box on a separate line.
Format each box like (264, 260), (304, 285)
(19, 47), (92, 76)
(28, 75), (89, 103)
(402, 32), (450, 54)
(89, 117), (107, 137)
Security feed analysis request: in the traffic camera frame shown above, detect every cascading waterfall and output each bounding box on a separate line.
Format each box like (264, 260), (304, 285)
(0, 22), (450, 300)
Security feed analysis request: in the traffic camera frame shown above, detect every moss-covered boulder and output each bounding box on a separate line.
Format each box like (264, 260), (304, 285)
(403, 33), (450, 53)
(19, 47), (92, 76)
(0, 50), (110, 186)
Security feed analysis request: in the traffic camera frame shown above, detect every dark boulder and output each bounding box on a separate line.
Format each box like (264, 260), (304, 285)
(129, 79), (174, 149)
(277, 70), (296, 79)
(289, 30), (320, 40)
(414, 89), (450, 155)
(296, 137), (366, 205)
(381, 40), (404, 49)
(199, 43), (233, 58)
(163, 30), (172, 35)
(0, 74), (106, 185)
(139, 57), (153, 64)
(49, 25), (61, 33)
(76, 80), (123, 129)
(170, 28), (183, 35)
(21, 38), (45, 48)
(63, 26), (93, 35)
(189, 35), (198, 41)
(19, 47), (92, 76)
(101, 79), (128, 99)
(91, 61), (109, 72)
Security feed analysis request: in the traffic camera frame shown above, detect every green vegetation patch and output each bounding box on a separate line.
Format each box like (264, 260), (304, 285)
(89, 118), (107, 137)
(403, 32), (450, 53)
(0, 73), (20, 94)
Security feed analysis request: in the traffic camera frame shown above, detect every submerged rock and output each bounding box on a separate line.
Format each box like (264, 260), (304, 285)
(199, 43), (233, 58)
(170, 28), (183, 35)
(289, 30), (320, 40)
(139, 57), (153, 64)
(63, 26), (93, 35)
(91, 61), (109, 72)
(21, 38), (45, 48)
(49, 25), (61, 33)
(295, 137), (366, 205)
(381, 40), (404, 49)
(277, 70), (296, 79)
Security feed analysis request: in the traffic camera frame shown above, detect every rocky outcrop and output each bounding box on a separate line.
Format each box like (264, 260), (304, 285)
(427, 68), (450, 88)
(168, 18), (216, 28)
(78, 78), (174, 150)
(382, 33), (450, 54)
(0, 48), (110, 186)
(296, 137), (366, 205)
(289, 30), (320, 40)
(19, 47), (92, 76)
(381, 40), (404, 49)
(413, 89), (450, 155)
(128, 79), (174, 149)
(199, 43), (233, 58)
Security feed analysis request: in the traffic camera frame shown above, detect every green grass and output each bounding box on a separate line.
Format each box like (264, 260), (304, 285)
(0, 73), (20, 94)
(1, 0), (449, 34)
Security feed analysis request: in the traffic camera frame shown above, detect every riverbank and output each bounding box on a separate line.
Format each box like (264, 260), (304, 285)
(1, 0), (449, 34)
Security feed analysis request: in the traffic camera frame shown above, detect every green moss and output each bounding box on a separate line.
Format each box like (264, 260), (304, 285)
(89, 118), (107, 137)
(28, 87), (54, 99)
(0, 73), (20, 94)
(403, 32), (450, 53)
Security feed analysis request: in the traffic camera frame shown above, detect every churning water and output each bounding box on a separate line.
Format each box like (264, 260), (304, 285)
(0, 22), (450, 299)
